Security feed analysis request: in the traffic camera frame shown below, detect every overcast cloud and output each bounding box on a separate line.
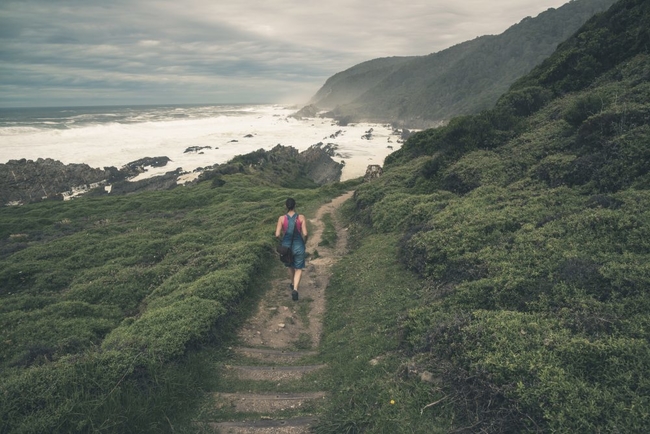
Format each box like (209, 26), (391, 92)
(0, 0), (571, 107)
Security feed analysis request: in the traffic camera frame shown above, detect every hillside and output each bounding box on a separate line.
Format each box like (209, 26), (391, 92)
(321, 0), (650, 431)
(308, 56), (414, 110)
(0, 151), (358, 432)
(308, 0), (617, 127)
(2, 0), (648, 432)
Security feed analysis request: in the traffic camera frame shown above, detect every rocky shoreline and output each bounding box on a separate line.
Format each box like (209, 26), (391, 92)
(0, 145), (345, 206)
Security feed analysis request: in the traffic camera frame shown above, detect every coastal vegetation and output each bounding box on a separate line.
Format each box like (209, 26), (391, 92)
(319, 0), (650, 431)
(2, 0), (649, 432)
(0, 167), (357, 432)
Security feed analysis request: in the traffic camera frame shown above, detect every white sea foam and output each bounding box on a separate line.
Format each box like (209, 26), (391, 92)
(0, 105), (405, 182)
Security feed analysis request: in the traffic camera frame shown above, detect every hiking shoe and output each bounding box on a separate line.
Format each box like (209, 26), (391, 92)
(292, 289), (299, 301)
(289, 283), (294, 291)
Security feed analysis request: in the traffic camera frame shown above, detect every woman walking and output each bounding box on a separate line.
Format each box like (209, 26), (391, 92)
(275, 198), (308, 301)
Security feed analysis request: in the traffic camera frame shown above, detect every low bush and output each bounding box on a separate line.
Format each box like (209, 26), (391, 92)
(348, 41), (650, 431)
(0, 168), (346, 432)
(102, 297), (226, 360)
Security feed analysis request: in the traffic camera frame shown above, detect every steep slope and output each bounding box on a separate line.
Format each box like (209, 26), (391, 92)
(308, 56), (414, 110)
(311, 0), (617, 127)
(338, 0), (650, 431)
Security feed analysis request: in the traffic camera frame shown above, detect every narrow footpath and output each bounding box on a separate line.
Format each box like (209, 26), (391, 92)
(197, 191), (354, 433)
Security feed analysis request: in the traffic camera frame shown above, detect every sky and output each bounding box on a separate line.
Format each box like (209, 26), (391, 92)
(0, 0), (572, 108)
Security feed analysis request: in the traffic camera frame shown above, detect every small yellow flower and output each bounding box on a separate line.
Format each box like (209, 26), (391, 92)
(390, 399), (395, 405)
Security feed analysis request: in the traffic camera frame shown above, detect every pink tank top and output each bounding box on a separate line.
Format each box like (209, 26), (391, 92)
(282, 214), (302, 233)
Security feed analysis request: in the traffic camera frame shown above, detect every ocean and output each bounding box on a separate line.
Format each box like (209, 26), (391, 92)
(0, 104), (402, 182)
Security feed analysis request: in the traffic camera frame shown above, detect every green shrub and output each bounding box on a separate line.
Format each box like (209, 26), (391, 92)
(1, 301), (121, 367)
(532, 153), (577, 187)
(373, 182), (650, 431)
(495, 85), (553, 117)
(103, 297), (225, 360)
(563, 93), (608, 126)
(0, 163), (348, 432)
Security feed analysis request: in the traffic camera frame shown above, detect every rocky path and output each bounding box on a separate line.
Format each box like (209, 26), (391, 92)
(199, 191), (354, 433)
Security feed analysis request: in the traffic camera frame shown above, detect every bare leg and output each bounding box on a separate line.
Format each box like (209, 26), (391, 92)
(293, 269), (303, 292)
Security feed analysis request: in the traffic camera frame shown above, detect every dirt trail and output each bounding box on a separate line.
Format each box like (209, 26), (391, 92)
(201, 191), (354, 433)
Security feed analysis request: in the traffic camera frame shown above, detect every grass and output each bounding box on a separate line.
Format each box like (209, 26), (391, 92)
(5, 6), (649, 429)
(318, 213), (338, 248)
(294, 332), (313, 350)
(296, 296), (313, 327)
(0, 173), (357, 433)
(314, 232), (452, 434)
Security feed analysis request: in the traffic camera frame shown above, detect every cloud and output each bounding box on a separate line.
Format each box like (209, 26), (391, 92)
(0, 0), (570, 107)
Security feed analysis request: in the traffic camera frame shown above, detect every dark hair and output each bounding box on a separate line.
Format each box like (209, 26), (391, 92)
(285, 198), (296, 210)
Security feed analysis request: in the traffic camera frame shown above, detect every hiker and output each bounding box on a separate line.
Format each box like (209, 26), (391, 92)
(275, 197), (308, 301)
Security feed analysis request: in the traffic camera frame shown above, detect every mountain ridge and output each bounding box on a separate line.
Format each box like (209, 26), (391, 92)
(307, 0), (618, 127)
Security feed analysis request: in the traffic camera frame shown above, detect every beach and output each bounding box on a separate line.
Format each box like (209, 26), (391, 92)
(0, 104), (405, 182)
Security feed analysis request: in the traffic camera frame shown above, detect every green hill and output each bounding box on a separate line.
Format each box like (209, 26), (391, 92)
(0, 161), (358, 432)
(309, 0), (617, 127)
(323, 0), (649, 431)
(2, 0), (649, 431)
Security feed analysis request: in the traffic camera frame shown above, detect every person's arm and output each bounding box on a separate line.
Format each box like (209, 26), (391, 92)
(300, 215), (308, 240)
(275, 216), (284, 239)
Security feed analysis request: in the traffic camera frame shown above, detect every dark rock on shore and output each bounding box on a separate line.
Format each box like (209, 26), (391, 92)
(0, 158), (111, 205)
(1, 145), (343, 205)
(361, 128), (374, 140)
(120, 156), (171, 178)
(299, 144), (342, 184)
(107, 168), (183, 195)
(0, 156), (179, 205)
(199, 144), (342, 188)
(184, 146), (212, 153)
(364, 164), (383, 181)
(311, 142), (339, 157)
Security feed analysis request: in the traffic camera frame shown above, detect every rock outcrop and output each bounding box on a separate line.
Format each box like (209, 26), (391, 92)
(364, 164), (383, 181)
(0, 158), (111, 205)
(184, 146), (212, 153)
(119, 156), (171, 178)
(200, 144), (343, 188)
(106, 168), (182, 195)
(0, 157), (178, 205)
(298, 144), (342, 185)
(1, 145), (343, 206)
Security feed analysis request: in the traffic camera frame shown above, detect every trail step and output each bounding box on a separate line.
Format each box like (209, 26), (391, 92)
(207, 416), (318, 433)
(214, 392), (327, 413)
(233, 347), (318, 364)
(224, 364), (326, 381)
